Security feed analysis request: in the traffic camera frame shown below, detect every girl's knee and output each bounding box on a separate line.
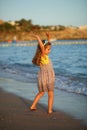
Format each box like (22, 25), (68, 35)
(39, 92), (45, 96)
(48, 91), (54, 96)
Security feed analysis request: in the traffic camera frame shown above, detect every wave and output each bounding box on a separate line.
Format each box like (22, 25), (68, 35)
(0, 62), (38, 83)
(0, 43), (87, 96)
(0, 62), (87, 96)
(55, 75), (87, 96)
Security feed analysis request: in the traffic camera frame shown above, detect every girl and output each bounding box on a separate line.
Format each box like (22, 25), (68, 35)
(30, 32), (55, 114)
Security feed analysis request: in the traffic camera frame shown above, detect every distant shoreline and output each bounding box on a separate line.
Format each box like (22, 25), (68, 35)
(0, 39), (87, 47)
(0, 19), (87, 42)
(0, 28), (87, 42)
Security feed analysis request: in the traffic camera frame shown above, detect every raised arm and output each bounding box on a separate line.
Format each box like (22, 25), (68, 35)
(46, 32), (50, 42)
(33, 34), (44, 54)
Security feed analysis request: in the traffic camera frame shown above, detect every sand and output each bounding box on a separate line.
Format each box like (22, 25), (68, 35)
(0, 89), (87, 130)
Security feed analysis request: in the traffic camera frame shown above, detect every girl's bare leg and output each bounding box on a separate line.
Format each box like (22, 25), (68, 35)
(48, 91), (54, 114)
(30, 92), (45, 110)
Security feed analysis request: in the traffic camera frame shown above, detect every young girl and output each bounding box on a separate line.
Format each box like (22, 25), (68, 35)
(30, 32), (55, 114)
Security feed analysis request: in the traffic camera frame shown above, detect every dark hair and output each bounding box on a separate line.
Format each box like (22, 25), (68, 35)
(32, 46), (41, 66)
(42, 40), (51, 48)
(42, 40), (46, 44)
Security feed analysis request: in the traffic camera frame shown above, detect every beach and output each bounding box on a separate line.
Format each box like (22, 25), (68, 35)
(0, 41), (87, 129)
(0, 89), (87, 130)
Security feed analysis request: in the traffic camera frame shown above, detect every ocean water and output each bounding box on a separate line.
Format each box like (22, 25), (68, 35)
(0, 40), (87, 95)
(0, 40), (87, 125)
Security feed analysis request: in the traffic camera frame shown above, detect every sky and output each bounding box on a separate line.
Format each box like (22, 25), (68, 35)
(0, 0), (87, 27)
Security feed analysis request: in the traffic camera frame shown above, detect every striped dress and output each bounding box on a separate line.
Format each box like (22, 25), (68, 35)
(38, 56), (55, 92)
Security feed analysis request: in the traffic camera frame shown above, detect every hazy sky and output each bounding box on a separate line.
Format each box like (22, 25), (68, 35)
(0, 0), (87, 26)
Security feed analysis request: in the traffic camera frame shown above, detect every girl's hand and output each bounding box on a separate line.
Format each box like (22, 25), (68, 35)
(46, 32), (50, 42)
(46, 32), (50, 37)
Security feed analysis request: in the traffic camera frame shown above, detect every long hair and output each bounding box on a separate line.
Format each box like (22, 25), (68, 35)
(32, 45), (41, 66)
(32, 41), (51, 66)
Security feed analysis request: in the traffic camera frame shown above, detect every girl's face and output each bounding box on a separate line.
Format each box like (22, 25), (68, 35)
(44, 45), (51, 55)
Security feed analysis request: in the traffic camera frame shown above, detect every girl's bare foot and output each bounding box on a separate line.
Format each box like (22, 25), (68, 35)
(48, 111), (52, 114)
(29, 107), (37, 111)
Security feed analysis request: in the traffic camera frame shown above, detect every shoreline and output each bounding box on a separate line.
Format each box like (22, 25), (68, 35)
(0, 77), (87, 126)
(0, 88), (87, 130)
(0, 28), (87, 42)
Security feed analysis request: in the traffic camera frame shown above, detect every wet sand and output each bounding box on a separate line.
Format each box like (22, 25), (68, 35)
(0, 89), (87, 130)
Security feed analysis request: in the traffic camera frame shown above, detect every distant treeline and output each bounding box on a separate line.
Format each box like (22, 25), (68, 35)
(0, 18), (66, 33)
(1, 18), (86, 42)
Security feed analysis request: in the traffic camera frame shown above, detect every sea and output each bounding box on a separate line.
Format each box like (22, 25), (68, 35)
(0, 40), (87, 125)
